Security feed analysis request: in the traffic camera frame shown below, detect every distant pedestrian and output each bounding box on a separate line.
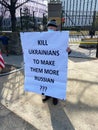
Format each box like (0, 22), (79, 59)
(89, 30), (95, 38)
(0, 33), (9, 56)
(0, 50), (5, 72)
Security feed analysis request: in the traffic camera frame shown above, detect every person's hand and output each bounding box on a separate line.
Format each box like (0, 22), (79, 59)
(66, 47), (72, 54)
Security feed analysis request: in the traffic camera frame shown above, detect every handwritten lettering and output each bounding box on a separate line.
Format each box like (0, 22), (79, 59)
(30, 67), (43, 73)
(34, 76), (54, 83)
(33, 59), (40, 64)
(40, 60), (55, 66)
(28, 49), (59, 56)
(40, 85), (47, 92)
(38, 40), (48, 45)
(44, 69), (59, 76)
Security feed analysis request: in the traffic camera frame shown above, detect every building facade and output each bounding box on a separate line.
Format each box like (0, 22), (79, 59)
(0, 0), (48, 30)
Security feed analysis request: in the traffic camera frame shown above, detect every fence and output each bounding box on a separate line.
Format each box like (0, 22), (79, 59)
(63, 0), (98, 30)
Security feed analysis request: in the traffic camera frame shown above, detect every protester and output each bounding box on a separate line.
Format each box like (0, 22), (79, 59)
(0, 50), (5, 72)
(42, 19), (71, 105)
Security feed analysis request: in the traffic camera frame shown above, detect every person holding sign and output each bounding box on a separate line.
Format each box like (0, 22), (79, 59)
(42, 19), (71, 105)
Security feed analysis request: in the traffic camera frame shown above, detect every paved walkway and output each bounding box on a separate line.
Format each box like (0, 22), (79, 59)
(0, 55), (37, 130)
(0, 103), (37, 130)
(0, 47), (98, 130)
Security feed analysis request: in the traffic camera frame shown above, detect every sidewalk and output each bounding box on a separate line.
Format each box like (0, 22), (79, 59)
(2, 54), (24, 67)
(0, 51), (98, 130)
(0, 55), (37, 130)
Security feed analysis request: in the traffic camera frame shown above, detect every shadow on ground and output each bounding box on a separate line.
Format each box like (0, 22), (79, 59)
(47, 101), (75, 130)
(0, 69), (38, 130)
(0, 103), (38, 130)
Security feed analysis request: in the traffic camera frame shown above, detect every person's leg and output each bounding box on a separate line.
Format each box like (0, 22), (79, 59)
(52, 98), (58, 105)
(42, 96), (51, 102)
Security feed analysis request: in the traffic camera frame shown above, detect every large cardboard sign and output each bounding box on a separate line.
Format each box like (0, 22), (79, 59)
(20, 31), (69, 100)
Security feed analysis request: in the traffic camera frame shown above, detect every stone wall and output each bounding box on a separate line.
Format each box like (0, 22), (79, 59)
(0, 32), (22, 55)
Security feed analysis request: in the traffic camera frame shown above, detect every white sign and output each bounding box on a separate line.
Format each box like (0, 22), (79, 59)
(20, 31), (69, 100)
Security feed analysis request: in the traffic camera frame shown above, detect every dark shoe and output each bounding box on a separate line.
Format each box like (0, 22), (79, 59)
(42, 96), (51, 102)
(53, 98), (58, 105)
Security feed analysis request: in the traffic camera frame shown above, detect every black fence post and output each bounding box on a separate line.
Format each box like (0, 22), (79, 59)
(20, 8), (23, 30)
(33, 11), (35, 31)
(96, 38), (98, 58)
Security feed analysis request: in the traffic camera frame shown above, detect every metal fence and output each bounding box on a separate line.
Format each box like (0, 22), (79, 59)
(63, 0), (98, 30)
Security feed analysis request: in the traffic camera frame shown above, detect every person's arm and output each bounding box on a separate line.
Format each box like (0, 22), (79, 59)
(66, 47), (72, 55)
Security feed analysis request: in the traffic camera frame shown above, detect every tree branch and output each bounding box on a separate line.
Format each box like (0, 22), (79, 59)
(0, 0), (10, 8)
(14, 0), (18, 5)
(15, 0), (30, 9)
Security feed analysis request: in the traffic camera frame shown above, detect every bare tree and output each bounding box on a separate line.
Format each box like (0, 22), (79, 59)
(0, 0), (30, 31)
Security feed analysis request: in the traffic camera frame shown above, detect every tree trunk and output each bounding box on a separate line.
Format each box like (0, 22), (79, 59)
(10, 7), (16, 32)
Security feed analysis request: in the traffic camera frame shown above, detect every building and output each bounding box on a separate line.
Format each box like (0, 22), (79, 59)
(0, 0), (48, 30)
(17, 0), (47, 18)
